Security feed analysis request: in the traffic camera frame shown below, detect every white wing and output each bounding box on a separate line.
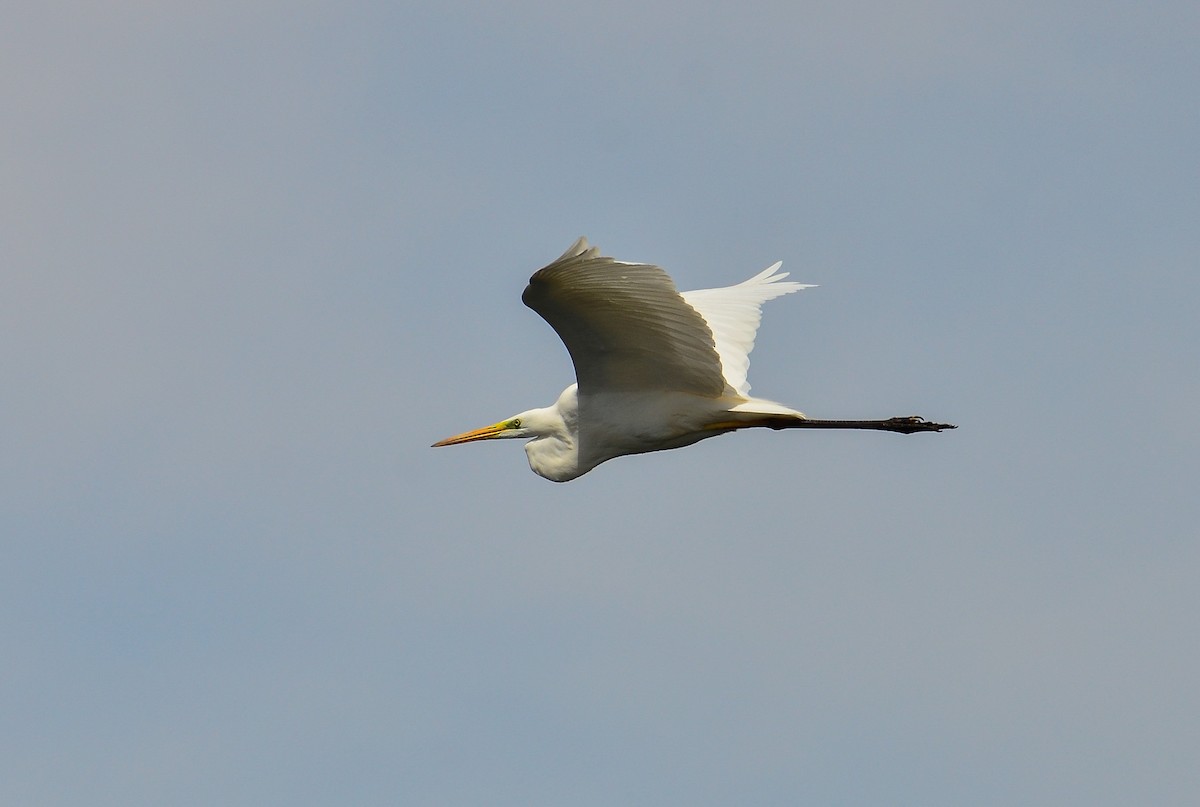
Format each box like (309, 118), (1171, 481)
(522, 238), (727, 396)
(681, 263), (813, 397)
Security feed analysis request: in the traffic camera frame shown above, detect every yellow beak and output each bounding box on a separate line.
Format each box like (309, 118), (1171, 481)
(431, 421), (509, 447)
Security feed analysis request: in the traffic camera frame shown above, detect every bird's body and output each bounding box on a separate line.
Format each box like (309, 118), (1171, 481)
(513, 385), (767, 482)
(433, 238), (953, 481)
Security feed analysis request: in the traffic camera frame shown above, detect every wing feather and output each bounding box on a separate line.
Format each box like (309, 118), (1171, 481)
(522, 238), (726, 396)
(681, 263), (813, 396)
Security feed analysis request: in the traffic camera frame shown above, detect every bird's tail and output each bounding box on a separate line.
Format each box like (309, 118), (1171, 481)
(727, 398), (806, 418)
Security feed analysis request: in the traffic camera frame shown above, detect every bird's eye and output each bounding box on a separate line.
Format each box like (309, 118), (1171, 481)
(511, 418), (521, 428)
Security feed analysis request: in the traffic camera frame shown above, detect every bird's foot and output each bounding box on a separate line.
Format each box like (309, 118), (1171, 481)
(887, 416), (957, 434)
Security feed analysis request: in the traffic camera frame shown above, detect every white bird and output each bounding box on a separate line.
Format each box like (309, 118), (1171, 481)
(433, 238), (954, 482)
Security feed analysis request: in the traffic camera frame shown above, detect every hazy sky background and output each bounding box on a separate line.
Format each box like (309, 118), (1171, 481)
(4, 2), (1198, 805)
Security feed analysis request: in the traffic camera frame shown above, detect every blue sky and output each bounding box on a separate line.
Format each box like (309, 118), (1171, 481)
(4, 2), (1198, 805)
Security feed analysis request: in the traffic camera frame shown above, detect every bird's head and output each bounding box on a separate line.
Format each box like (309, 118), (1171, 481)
(430, 414), (533, 447)
(431, 394), (579, 481)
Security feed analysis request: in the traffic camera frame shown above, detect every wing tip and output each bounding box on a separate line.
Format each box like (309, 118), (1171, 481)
(741, 261), (816, 296)
(557, 236), (599, 262)
(746, 261), (813, 289)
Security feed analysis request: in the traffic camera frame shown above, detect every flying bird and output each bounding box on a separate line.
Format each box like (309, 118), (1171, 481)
(433, 238), (954, 482)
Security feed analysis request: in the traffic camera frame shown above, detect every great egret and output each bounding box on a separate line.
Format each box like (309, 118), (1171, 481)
(433, 238), (954, 482)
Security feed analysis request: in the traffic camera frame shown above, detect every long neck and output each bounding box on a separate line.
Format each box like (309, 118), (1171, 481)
(522, 395), (582, 482)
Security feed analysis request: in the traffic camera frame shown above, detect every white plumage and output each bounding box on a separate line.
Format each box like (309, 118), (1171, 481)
(433, 237), (954, 481)
(681, 261), (812, 397)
